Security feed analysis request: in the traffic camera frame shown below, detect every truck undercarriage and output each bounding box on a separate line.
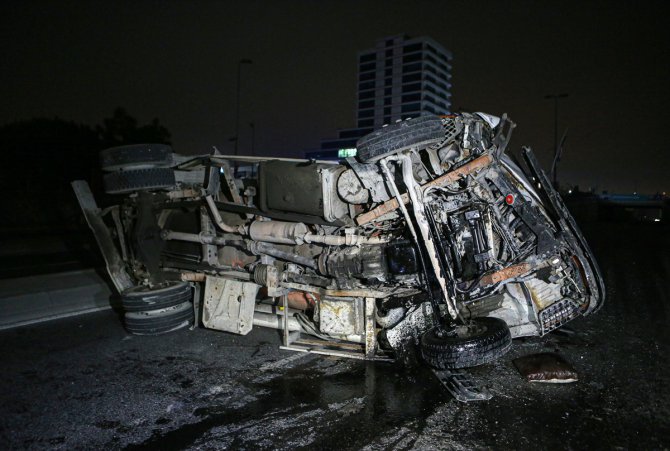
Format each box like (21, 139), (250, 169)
(73, 112), (604, 369)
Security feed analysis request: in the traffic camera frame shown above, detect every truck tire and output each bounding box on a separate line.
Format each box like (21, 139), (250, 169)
(100, 144), (173, 172)
(124, 301), (193, 335)
(103, 168), (175, 194)
(420, 317), (512, 369)
(121, 281), (192, 312)
(356, 115), (445, 163)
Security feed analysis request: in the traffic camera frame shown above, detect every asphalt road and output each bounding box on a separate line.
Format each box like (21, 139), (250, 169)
(1, 222), (669, 449)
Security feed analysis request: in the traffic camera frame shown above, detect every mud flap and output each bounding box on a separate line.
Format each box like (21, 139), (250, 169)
(71, 180), (134, 293)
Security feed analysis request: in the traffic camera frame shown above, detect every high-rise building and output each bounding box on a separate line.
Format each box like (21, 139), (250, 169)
(308, 34), (453, 159)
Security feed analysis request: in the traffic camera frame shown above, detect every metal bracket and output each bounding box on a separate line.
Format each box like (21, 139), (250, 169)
(71, 180), (134, 293)
(200, 207), (219, 266)
(279, 294), (388, 362)
(432, 369), (493, 402)
(364, 297), (376, 358)
(492, 113), (516, 159)
(220, 163), (243, 204)
(190, 282), (201, 330)
(110, 206), (129, 262)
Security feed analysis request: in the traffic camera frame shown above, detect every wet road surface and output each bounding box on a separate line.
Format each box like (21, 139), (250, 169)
(0, 222), (668, 449)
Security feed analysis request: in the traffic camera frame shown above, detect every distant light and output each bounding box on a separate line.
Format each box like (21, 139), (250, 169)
(633, 192), (637, 195)
(568, 189), (572, 194)
(654, 218), (661, 222)
(338, 148), (357, 158)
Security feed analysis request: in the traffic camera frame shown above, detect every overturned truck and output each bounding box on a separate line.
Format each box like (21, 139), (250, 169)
(73, 113), (604, 369)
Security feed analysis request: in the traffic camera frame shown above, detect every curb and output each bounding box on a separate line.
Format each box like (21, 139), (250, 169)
(0, 269), (115, 330)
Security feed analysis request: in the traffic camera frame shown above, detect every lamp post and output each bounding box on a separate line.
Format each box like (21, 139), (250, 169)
(234, 59), (253, 156)
(544, 93), (568, 187)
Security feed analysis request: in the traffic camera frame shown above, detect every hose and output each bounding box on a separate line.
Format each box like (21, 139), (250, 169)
(205, 195), (246, 234)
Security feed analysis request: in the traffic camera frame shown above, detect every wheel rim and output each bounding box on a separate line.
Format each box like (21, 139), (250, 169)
(445, 322), (488, 340)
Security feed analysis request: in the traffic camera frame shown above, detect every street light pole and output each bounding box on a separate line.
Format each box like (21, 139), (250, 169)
(234, 59), (253, 156)
(544, 93), (568, 187)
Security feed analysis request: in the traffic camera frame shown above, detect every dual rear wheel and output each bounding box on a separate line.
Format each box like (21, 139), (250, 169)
(121, 281), (194, 335)
(101, 145), (190, 335)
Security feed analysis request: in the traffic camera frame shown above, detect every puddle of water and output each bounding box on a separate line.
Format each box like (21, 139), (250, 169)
(125, 358), (449, 450)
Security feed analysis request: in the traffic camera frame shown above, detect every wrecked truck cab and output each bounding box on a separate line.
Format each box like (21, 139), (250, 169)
(72, 113), (604, 369)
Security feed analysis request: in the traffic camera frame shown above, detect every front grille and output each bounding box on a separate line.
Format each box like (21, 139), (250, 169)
(538, 298), (581, 335)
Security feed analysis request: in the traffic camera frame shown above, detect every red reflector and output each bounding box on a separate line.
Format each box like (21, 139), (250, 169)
(505, 194), (515, 205)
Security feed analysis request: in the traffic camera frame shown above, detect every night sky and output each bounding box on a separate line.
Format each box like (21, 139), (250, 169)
(2, 0), (668, 193)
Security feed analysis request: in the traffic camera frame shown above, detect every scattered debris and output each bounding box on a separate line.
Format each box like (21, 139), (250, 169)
(513, 353), (578, 383)
(432, 369), (493, 402)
